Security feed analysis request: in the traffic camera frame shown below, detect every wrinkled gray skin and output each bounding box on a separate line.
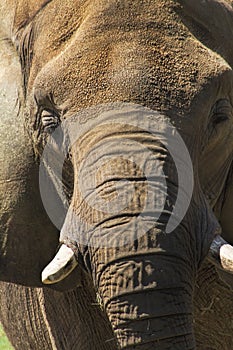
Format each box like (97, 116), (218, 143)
(0, 0), (233, 349)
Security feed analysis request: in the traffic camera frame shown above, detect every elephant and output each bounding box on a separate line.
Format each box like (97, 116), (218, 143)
(0, 0), (233, 349)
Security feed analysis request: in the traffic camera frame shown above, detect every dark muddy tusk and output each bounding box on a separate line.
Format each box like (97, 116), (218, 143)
(209, 235), (233, 274)
(41, 244), (78, 284)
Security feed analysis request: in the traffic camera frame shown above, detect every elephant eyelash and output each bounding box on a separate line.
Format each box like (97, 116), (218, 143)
(211, 99), (232, 126)
(201, 99), (232, 151)
(212, 113), (229, 125)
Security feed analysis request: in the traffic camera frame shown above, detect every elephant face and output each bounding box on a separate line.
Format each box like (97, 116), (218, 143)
(1, 0), (233, 348)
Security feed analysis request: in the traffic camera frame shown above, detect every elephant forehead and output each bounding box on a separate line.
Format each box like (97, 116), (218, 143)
(14, 0), (232, 114)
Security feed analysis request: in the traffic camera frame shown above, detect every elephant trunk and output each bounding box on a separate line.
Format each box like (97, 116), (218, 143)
(40, 105), (224, 347)
(63, 132), (199, 347)
(94, 252), (195, 349)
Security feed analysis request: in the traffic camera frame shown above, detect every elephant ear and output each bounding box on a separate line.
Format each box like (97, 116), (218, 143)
(177, 0), (233, 69)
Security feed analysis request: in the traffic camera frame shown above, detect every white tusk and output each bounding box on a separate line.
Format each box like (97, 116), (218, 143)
(41, 244), (78, 284)
(209, 235), (233, 274)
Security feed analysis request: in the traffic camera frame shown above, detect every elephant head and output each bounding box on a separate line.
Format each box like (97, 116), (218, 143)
(1, 0), (233, 348)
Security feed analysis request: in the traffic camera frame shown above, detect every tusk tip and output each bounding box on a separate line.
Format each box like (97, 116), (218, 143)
(209, 235), (233, 274)
(41, 244), (78, 285)
(220, 244), (233, 273)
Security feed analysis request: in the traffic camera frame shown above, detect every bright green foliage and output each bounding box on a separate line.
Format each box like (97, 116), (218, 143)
(0, 325), (13, 350)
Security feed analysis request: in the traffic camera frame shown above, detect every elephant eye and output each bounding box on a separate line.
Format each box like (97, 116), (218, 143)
(202, 99), (232, 152)
(211, 99), (231, 126)
(213, 114), (229, 124)
(41, 109), (60, 133)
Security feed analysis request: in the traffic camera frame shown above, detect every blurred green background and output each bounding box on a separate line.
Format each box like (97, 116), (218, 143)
(0, 325), (13, 349)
